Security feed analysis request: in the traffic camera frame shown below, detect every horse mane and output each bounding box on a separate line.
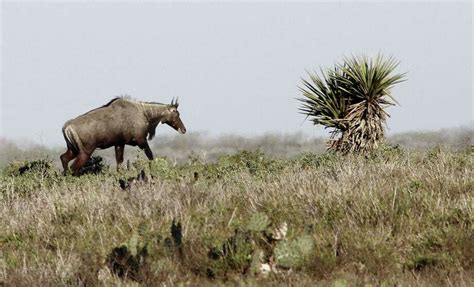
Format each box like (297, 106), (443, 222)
(82, 96), (167, 116)
(107, 96), (166, 106)
(101, 97), (122, 107)
(144, 101), (165, 105)
(79, 96), (127, 116)
(102, 95), (137, 106)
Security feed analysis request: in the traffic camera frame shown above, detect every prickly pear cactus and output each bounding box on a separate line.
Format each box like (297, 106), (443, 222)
(274, 241), (298, 268)
(137, 222), (148, 238)
(274, 235), (314, 268)
(123, 228), (149, 258)
(107, 229), (150, 280)
(294, 235), (314, 256)
(126, 231), (140, 257)
(246, 212), (270, 232)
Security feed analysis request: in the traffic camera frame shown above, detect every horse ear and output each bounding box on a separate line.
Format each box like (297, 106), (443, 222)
(170, 97), (179, 108)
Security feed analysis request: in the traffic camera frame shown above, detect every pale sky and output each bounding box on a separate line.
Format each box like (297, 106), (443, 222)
(1, 1), (472, 146)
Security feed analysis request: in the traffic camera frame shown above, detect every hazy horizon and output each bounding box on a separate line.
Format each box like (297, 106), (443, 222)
(1, 125), (472, 150)
(1, 1), (472, 146)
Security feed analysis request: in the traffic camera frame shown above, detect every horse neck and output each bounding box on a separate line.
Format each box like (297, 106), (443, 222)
(140, 103), (168, 122)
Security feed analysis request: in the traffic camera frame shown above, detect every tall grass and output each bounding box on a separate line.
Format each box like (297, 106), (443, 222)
(0, 147), (472, 286)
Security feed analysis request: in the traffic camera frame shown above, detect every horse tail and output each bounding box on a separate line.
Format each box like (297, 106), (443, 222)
(62, 123), (81, 155)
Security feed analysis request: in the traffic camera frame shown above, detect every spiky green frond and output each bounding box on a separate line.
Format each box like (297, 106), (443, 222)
(297, 67), (348, 130)
(336, 54), (405, 104)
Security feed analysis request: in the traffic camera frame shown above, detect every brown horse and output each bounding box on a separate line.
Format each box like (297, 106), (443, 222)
(60, 97), (186, 175)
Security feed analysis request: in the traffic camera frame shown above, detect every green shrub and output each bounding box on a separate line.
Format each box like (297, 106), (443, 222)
(0, 159), (60, 195)
(132, 155), (174, 179)
(2, 159), (58, 178)
(297, 152), (340, 169)
(216, 150), (285, 178)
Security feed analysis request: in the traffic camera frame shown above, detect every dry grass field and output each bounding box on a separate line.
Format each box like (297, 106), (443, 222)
(0, 141), (472, 286)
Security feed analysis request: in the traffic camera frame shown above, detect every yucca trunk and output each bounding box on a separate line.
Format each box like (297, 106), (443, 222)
(329, 101), (387, 153)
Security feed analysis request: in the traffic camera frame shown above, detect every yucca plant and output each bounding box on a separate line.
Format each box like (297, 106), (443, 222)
(298, 54), (406, 153)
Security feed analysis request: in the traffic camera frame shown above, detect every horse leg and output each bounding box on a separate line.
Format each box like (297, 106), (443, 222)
(70, 152), (91, 176)
(138, 141), (154, 176)
(115, 145), (125, 171)
(60, 148), (76, 175)
(139, 141), (154, 160)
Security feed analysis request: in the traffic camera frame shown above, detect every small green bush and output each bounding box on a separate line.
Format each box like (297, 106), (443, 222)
(297, 152), (340, 169)
(2, 159), (58, 178)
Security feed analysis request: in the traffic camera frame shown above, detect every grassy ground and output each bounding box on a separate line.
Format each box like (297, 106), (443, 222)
(0, 147), (472, 286)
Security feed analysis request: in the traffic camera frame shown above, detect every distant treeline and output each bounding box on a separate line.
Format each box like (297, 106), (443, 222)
(1, 127), (472, 167)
